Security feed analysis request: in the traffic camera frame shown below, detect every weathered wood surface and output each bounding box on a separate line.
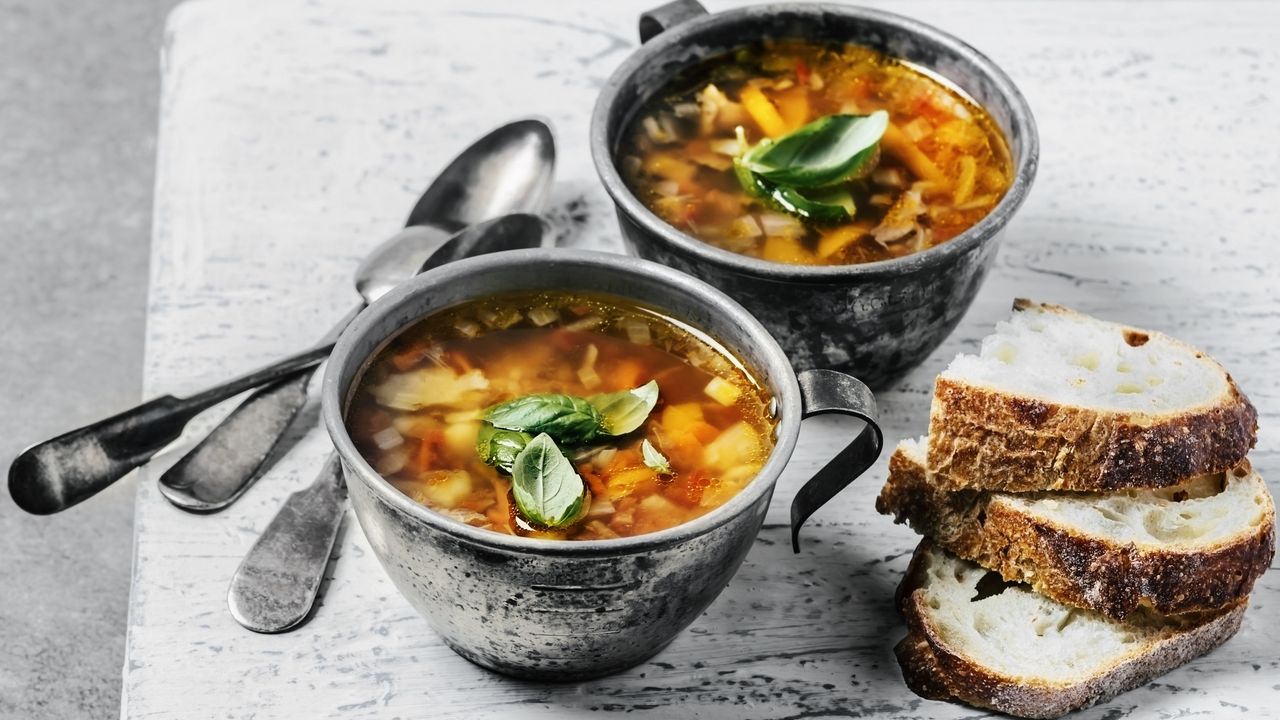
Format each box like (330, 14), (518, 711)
(125, 0), (1280, 717)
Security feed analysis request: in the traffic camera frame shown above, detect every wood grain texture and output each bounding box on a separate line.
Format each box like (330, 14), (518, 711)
(125, 1), (1280, 717)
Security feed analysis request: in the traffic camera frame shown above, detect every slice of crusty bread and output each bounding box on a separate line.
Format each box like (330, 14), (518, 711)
(878, 438), (1275, 619)
(928, 299), (1257, 492)
(895, 541), (1247, 719)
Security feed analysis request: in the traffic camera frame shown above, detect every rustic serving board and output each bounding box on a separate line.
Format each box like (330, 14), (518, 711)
(125, 0), (1280, 717)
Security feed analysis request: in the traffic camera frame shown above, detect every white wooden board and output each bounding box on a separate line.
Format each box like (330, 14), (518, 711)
(126, 1), (1280, 717)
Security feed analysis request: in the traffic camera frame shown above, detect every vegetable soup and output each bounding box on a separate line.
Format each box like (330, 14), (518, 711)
(346, 291), (777, 541)
(619, 40), (1013, 265)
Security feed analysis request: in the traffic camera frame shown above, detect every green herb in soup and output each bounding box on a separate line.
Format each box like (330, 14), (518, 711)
(620, 40), (1014, 265)
(346, 291), (777, 541)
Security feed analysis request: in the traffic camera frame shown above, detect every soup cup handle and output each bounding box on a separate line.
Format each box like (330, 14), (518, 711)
(791, 369), (884, 553)
(639, 0), (707, 43)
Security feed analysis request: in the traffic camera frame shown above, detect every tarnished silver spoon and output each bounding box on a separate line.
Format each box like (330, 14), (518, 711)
(157, 121), (556, 512)
(227, 214), (551, 634)
(8, 119), (555, 516)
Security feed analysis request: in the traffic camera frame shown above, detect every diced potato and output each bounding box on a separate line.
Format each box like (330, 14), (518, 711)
(413, 470), (473, 509)
(699, 463), (762, 507)
(443, 421), (480, 459)
(642, 152), (698, 183)
(761, 236), (817, 265)
(373, 367), (489, 411)
(702, 421), (762, 471)
(704, 376), (742, 406)
(739, 85), (787, 138)
(638, 493), (681, 517)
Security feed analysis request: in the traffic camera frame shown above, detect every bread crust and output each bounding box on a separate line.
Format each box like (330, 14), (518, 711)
(927, 302), (1258, 492)
(877, 450), (1275, 619)
(894, 542), (1248, 719)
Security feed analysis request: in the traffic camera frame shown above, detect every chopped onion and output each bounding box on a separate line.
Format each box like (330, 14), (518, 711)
(690, 152), (733, 171)
(620, 155), (642, 177)
(622, 319), (652, 345)
(869, 193), (894, 207)
(586, 498), (616, 519)
(809, 71), (825, 91)
(371, 426), (404, 451)
(453, 318), (481, 338)
(375, 449), (408, 476)
(773, 79), (794, 90)
(653, 180), (681, 197)
(528, 306), (559, 327)
(642, 115), (679, 145)
(709, 138), (742, 156)
(759, 212), (803, 238)
(903, 117), (933, 143)
(871, 167), (907, 189)
(564, 315), (603, 332)
(578, 344), (601, 389)
(731, 215), (763, 239)
(672, 102), (700, 118)
(594, 447), (618, 469)
(839, 100), (861, 114)
(477, 307), (522, 330)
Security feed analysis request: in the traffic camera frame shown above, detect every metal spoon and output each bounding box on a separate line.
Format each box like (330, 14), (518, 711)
(227, 215), (550, 634)
(8, 119), (555, 516)
(158, 120), (556, 512)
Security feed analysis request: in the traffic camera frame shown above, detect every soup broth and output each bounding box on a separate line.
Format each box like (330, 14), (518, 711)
(620, 40), (1013, 265)
(347, 291), (777, 541)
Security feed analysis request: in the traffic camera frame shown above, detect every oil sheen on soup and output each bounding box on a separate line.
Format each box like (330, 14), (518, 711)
(346, 292), (777, 541)
(620, 40), (1014, 265)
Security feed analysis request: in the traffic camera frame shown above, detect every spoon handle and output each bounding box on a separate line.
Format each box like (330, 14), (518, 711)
(8, 342), (334, 515)
(158, 303), (364, 512)
(228, 453), (347, 633)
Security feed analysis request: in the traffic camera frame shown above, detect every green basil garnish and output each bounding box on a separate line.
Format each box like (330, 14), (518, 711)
(511, 433), (587, 528)
(475, 423), (531, 473)
(641, 438), (673, 476)
(588, 380), (660, 436)
(735, 157), (856, 224)
(483, 393), (605, 445)
(740, 111), (888, 188)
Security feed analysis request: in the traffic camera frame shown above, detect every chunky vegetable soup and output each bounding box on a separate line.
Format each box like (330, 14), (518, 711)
(347, 292), (777, 541)
(619, 40), (1013, 265)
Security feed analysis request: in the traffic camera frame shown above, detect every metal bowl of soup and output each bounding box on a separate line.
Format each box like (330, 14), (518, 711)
(322, 248), (882, 680)
(590, 1), (1039, 387)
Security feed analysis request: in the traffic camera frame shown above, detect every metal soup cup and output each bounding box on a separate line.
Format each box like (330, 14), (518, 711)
(322, 249), (883, 680)
(591, 1), (1039, 388)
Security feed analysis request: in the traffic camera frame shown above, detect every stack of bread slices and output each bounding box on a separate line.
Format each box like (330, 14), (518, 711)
(877, 300), (1275, 719)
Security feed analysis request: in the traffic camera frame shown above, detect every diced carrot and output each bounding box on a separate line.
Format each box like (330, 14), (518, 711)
(690, 421), (720, 445)
(881, 123), (946, 185)
(794, 59), (810, 85)
(772, 86), (811, 132)
(608, 359), (647, 391)
(581, 469), (608, 499)
(740, 85), (787, 138)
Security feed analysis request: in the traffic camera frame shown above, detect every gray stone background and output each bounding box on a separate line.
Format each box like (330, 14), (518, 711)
(0, 1), (181, 717)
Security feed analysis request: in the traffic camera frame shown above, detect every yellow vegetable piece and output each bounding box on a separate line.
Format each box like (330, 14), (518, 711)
(607, 467), (658, 501)
(413, 470), (473, 509)
(642, 152), (698, 183)
(882, 123), (945, 184)
(772, 86), (811, 132)
(953, 156), (977, 205)
(740, 85), (787, 138)
(662, 402), (706, 438)
(442, 420), (480, 460)
(702, 421), (762, 472)
(704, 376), (742, 406)
(761, 236), (817, 265)
(817, 224), (868, 259)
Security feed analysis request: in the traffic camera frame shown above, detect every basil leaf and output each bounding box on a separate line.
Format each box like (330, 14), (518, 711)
(511, 433), (587, 528)
(641, 439), (673, 475)
(484, 393), (604, 445)
(768, 185), (855, 224)
(588, 380), (660, 436)
(741, 111), (888, 188)
(475, 423), (531, 473)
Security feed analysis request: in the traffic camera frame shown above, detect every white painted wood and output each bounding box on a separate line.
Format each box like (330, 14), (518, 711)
(125, 1), (1280, 717)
